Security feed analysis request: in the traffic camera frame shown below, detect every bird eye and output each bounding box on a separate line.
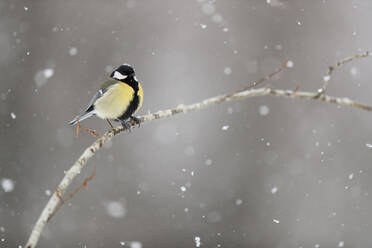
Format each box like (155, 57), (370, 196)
(113, 71), (127, 80)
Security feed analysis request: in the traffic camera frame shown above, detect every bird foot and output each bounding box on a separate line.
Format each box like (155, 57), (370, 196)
(120, 119), (132, 131)
(130, 116), (141, 127)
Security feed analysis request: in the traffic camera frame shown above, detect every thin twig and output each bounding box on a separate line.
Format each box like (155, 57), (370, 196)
(25, 53), (372, 248)
(75, 116), (101, 137)
(47, 166), (96, 222)
(318, 51), (371, 96)
(227, 60), (292, 98)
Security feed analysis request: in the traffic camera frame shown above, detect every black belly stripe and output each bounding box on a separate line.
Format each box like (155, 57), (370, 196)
(118, 93), (139, 120)
(117, 78), (140, 121)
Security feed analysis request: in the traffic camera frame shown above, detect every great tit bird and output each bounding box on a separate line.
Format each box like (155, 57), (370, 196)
(69, 64), (143, 129)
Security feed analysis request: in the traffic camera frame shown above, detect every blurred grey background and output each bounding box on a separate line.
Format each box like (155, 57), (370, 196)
(1, 0), (372, 247)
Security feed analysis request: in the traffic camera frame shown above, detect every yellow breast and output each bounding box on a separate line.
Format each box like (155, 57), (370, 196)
(94, 82), (134, 119)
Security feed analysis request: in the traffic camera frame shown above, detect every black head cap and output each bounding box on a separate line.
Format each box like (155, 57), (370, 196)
(110, 64), (135, 81)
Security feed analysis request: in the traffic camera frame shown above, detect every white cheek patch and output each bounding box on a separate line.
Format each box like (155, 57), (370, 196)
(113, 71), (127, 80)
(134, 76), (138, 81)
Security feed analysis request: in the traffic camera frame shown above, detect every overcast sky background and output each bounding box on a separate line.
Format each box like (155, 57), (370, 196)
(1, 0), (372, 247)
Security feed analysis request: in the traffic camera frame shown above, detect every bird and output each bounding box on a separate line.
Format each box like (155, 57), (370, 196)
(69, 64), (143, 130)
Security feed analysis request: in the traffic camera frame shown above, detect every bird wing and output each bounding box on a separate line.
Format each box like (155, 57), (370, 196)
(93, 82), (135, 119)
(85, 79), (118, 112)
(86, 88), (106, 110)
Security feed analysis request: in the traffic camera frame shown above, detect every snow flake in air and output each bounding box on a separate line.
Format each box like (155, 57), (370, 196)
(259, 105), (269, 116)
(195, 236), (201, 247)
(273, 219), (280, 224)
(34, 68), (54, 88)
(1, 178), (14, 192)
(105, 200), (126, 218)
(69, 47), (78, 56)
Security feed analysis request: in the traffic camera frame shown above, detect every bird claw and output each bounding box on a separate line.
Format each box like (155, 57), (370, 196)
(130, 116), (141, 127)
(120, 120), (132, 131)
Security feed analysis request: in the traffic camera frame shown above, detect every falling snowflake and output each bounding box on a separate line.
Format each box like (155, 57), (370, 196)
(200, 24), (207, 29)
(286, 60), (294, 68)
(222, 125), (229, 131)
(1, 178), (14, 192)
(195, 236), (201, 247)
(130, 241), (142, 248)
(224, 67), (232, 75)
(271, 186), (278, 194)
(259, 105), (269, 116)
(338, 241), (345, 247)
(69, 47), (78, 56)
(34, 68), (54, 88)
(105, 201), (126, 218)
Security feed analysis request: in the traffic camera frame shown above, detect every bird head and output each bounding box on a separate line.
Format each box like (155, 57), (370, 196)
(110, 64), (135, 81)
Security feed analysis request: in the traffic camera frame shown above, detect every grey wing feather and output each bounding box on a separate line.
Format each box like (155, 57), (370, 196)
(86, 88), (107, 111)
(69, 86), (111, 125)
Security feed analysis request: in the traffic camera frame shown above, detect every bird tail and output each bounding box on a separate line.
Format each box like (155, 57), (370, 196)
(69, 111), (95, 125)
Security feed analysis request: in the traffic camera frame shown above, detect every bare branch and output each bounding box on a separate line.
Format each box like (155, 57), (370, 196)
(25, 53), (372, 248)
(319, 51), (372, 95)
